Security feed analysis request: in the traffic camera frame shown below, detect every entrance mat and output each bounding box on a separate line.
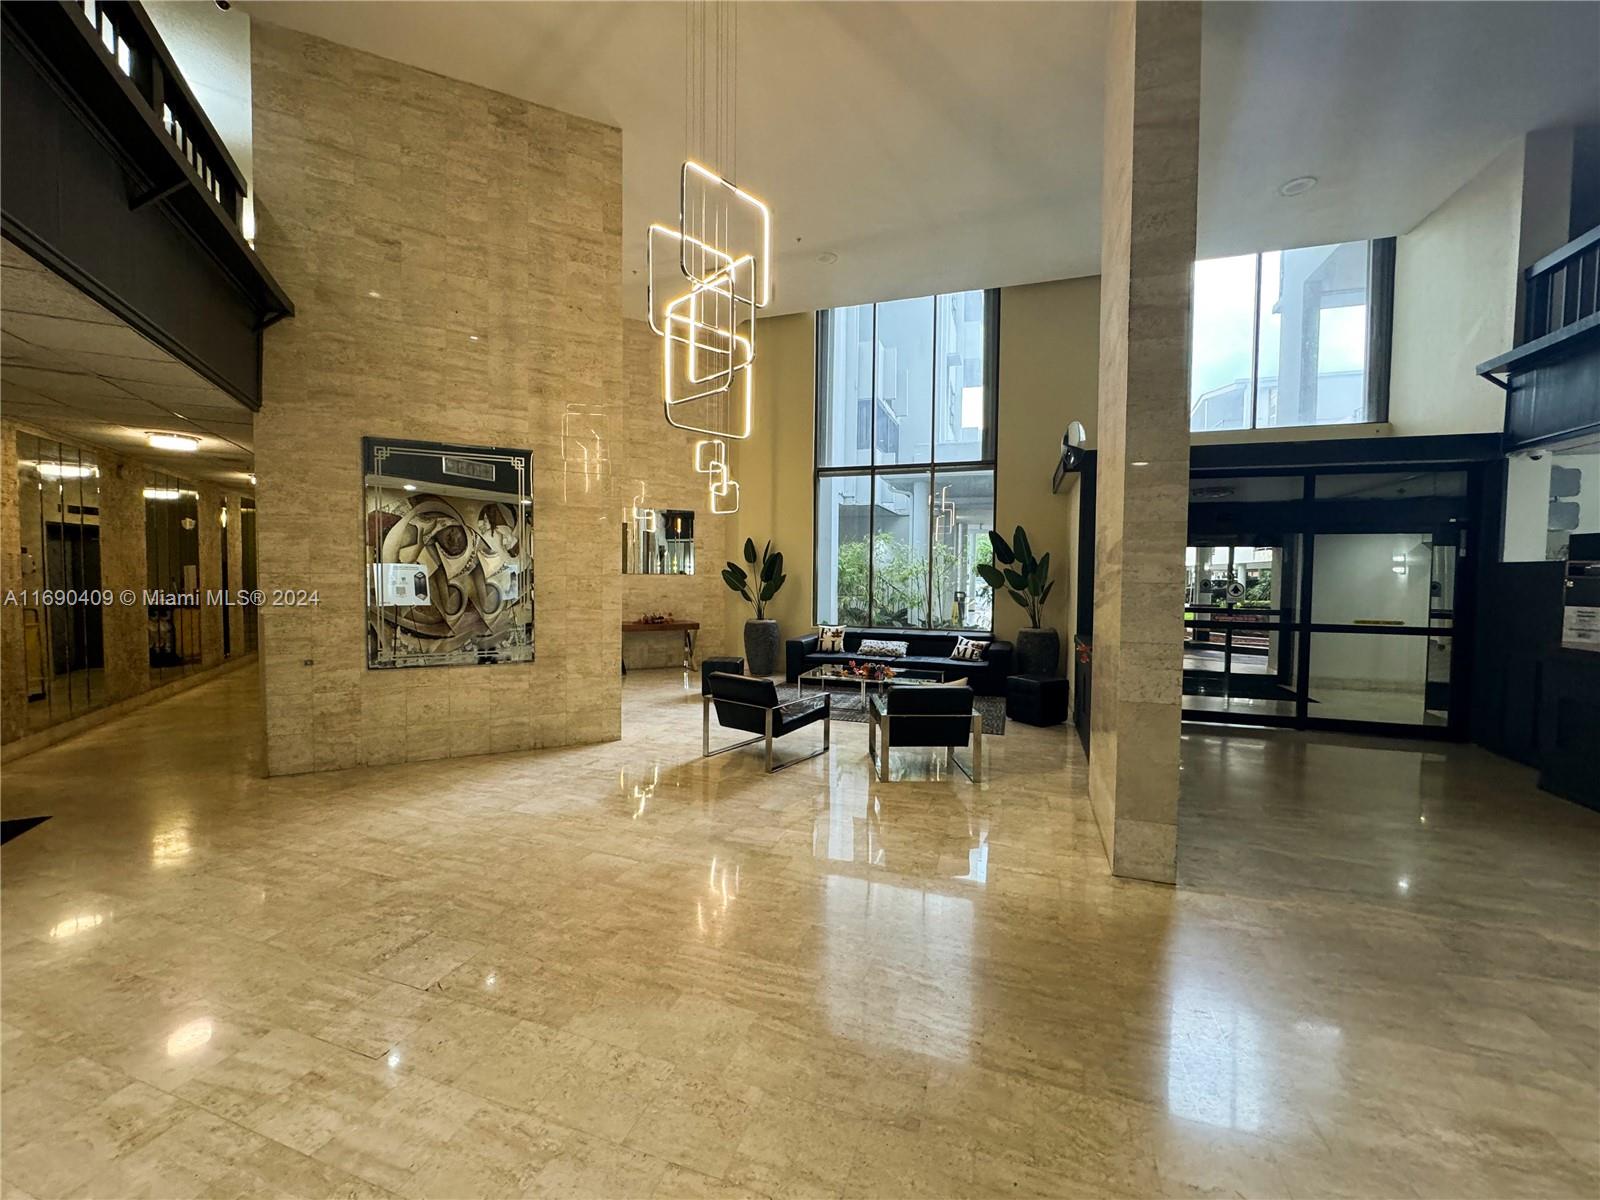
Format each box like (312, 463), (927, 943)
(1, 815), (51, 844)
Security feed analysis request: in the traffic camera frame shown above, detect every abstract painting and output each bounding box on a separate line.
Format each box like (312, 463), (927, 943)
(362, 437), (533, 669)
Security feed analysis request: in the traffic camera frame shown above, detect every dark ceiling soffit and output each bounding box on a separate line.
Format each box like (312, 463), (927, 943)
(2, 1), (293, 324)
(1188, 433), (1504, 473)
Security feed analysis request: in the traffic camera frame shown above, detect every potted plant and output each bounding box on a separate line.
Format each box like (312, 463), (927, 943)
(722, 538), (786, 676)
(977, 525), (1059, 675)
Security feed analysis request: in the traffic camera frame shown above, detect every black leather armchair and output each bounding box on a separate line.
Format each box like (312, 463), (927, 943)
(868, 683), (984, 782)
(703, 672), (830, 772)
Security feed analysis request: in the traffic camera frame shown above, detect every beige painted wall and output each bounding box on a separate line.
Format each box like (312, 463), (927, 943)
(726, 312), (815, 665)
(994, 277), (1099, 657)
(1389, 140), (1523, 437)
(251, 25), (624, 774)
(618, 318), (735, 667)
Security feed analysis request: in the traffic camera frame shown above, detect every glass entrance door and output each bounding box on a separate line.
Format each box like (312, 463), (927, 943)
(1182, 466), (1475, 734)
(1304, 530), (1456, 727)
(1183, 540), (1300, 720)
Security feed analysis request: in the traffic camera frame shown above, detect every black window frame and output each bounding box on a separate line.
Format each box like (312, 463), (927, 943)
(813, 289), (1001, 631)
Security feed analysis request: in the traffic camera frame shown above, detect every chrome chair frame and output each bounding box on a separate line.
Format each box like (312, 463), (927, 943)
(702, 692), (831, 773)
(868, 703), (985, 783)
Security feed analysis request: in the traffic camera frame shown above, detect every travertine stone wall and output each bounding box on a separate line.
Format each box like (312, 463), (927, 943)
(251, 25), (624, 775)
(96, 455), (151, 702)
(618, 319), (734, 668)
(0, 422), (24, 742)
(1090, 0), (1199, 884)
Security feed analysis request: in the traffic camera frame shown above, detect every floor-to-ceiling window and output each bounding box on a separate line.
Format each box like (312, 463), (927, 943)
(1189, 240), (1393, 433)
(815, 290), (997, 630)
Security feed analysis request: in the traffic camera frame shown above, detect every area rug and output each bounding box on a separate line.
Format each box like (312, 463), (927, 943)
(776, 685), (1006, 734)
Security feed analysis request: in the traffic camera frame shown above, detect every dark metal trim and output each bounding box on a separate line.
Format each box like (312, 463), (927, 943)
(1189, 433), (1503, 473)
(1526, 223), (1600, 280)
(1367, 237), (1396, 423)
(128, 175), (186, 211)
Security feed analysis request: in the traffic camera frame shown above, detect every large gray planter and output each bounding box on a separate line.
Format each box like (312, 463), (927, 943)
(744, 619), (781, 676)
(1015, 627), (1061, 676)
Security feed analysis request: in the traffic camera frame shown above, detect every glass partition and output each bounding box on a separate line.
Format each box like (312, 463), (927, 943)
(145, 469), (202, 683)
(15, 434), (106, 732)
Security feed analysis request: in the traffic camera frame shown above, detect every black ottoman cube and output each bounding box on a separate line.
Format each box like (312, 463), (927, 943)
(1006, 674), (1069, 726)
(700, 656), (746, 695)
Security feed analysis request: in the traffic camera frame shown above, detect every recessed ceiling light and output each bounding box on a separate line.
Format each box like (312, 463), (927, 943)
(1131, 460), (1151, 467)
(468, 334), (481, 343)
(402, 484), (417, 492)
(816, 251), (838, 265)
(147, 432), (200, 452)
(366, 290), (382, 299)
(247, 473), (257, 486)
(1278, 175), (1318, 198)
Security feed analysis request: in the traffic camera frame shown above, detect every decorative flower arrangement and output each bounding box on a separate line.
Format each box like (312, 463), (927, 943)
(846, 659), (895, 681)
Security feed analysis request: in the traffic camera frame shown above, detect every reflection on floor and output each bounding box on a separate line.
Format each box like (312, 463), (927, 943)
(1184, 687), (1449, 726)
(1, 667), (1595, 1198)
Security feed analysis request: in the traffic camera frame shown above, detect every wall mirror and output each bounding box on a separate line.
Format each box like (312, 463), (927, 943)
(15, 433), (106, 732)
(623, 507), (695, 575)
(363, 436), (534, 669)
(145, 468), (202, 683)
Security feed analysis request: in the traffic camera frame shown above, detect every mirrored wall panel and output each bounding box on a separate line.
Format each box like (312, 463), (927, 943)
(240, 496), (259, 653)
(623, 507), (695, 575)
(145, 469), (202, 683)
(363, 437), (533, 669)
(15, 434), (106, 732)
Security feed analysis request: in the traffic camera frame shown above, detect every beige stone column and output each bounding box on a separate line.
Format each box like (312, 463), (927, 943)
(1089, 0), (1199, 884)
(97, 454), (151, 701)
(196, 483), (224, 668)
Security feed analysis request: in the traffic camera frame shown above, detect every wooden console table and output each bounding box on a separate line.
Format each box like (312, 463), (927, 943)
(621, 619), (699, 674)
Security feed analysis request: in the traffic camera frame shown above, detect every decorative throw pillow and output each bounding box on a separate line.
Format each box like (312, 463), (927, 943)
(952, 635), (987, 661)
(817, 625), (846, 652)
(858, 638), (909, 658)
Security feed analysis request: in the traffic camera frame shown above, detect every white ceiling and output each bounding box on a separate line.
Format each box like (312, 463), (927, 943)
(0, 240), (256, 489)
(243, 0), (1600, 317)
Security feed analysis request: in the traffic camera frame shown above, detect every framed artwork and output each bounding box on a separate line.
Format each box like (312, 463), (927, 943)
(362, 436), (533, 669)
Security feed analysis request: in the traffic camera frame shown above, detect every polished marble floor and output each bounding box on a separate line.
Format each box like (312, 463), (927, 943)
(1, 667), (1596, 1199)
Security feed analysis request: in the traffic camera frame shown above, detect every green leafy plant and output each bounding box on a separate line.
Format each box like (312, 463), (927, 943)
(976, 525), (1053, 628)
(722, 537), (786, 619)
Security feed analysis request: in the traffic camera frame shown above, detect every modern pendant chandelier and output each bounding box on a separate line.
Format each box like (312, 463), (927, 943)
(646, 0), (770, 514)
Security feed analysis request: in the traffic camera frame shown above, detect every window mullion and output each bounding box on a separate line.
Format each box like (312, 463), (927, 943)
(866, 303), (877, 626)
(1249, 252), (1262, 431)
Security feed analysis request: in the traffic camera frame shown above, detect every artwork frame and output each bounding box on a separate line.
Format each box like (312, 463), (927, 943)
(362, 436), (534, 670)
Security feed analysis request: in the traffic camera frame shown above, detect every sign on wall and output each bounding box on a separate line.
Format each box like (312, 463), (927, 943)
(362, 437), (533, 669)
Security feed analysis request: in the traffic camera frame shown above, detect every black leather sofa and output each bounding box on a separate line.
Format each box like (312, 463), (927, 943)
(784, 628), (1013, 696)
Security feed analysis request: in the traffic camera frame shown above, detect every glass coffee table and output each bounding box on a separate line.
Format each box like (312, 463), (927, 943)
(796, 664), (945, 701)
